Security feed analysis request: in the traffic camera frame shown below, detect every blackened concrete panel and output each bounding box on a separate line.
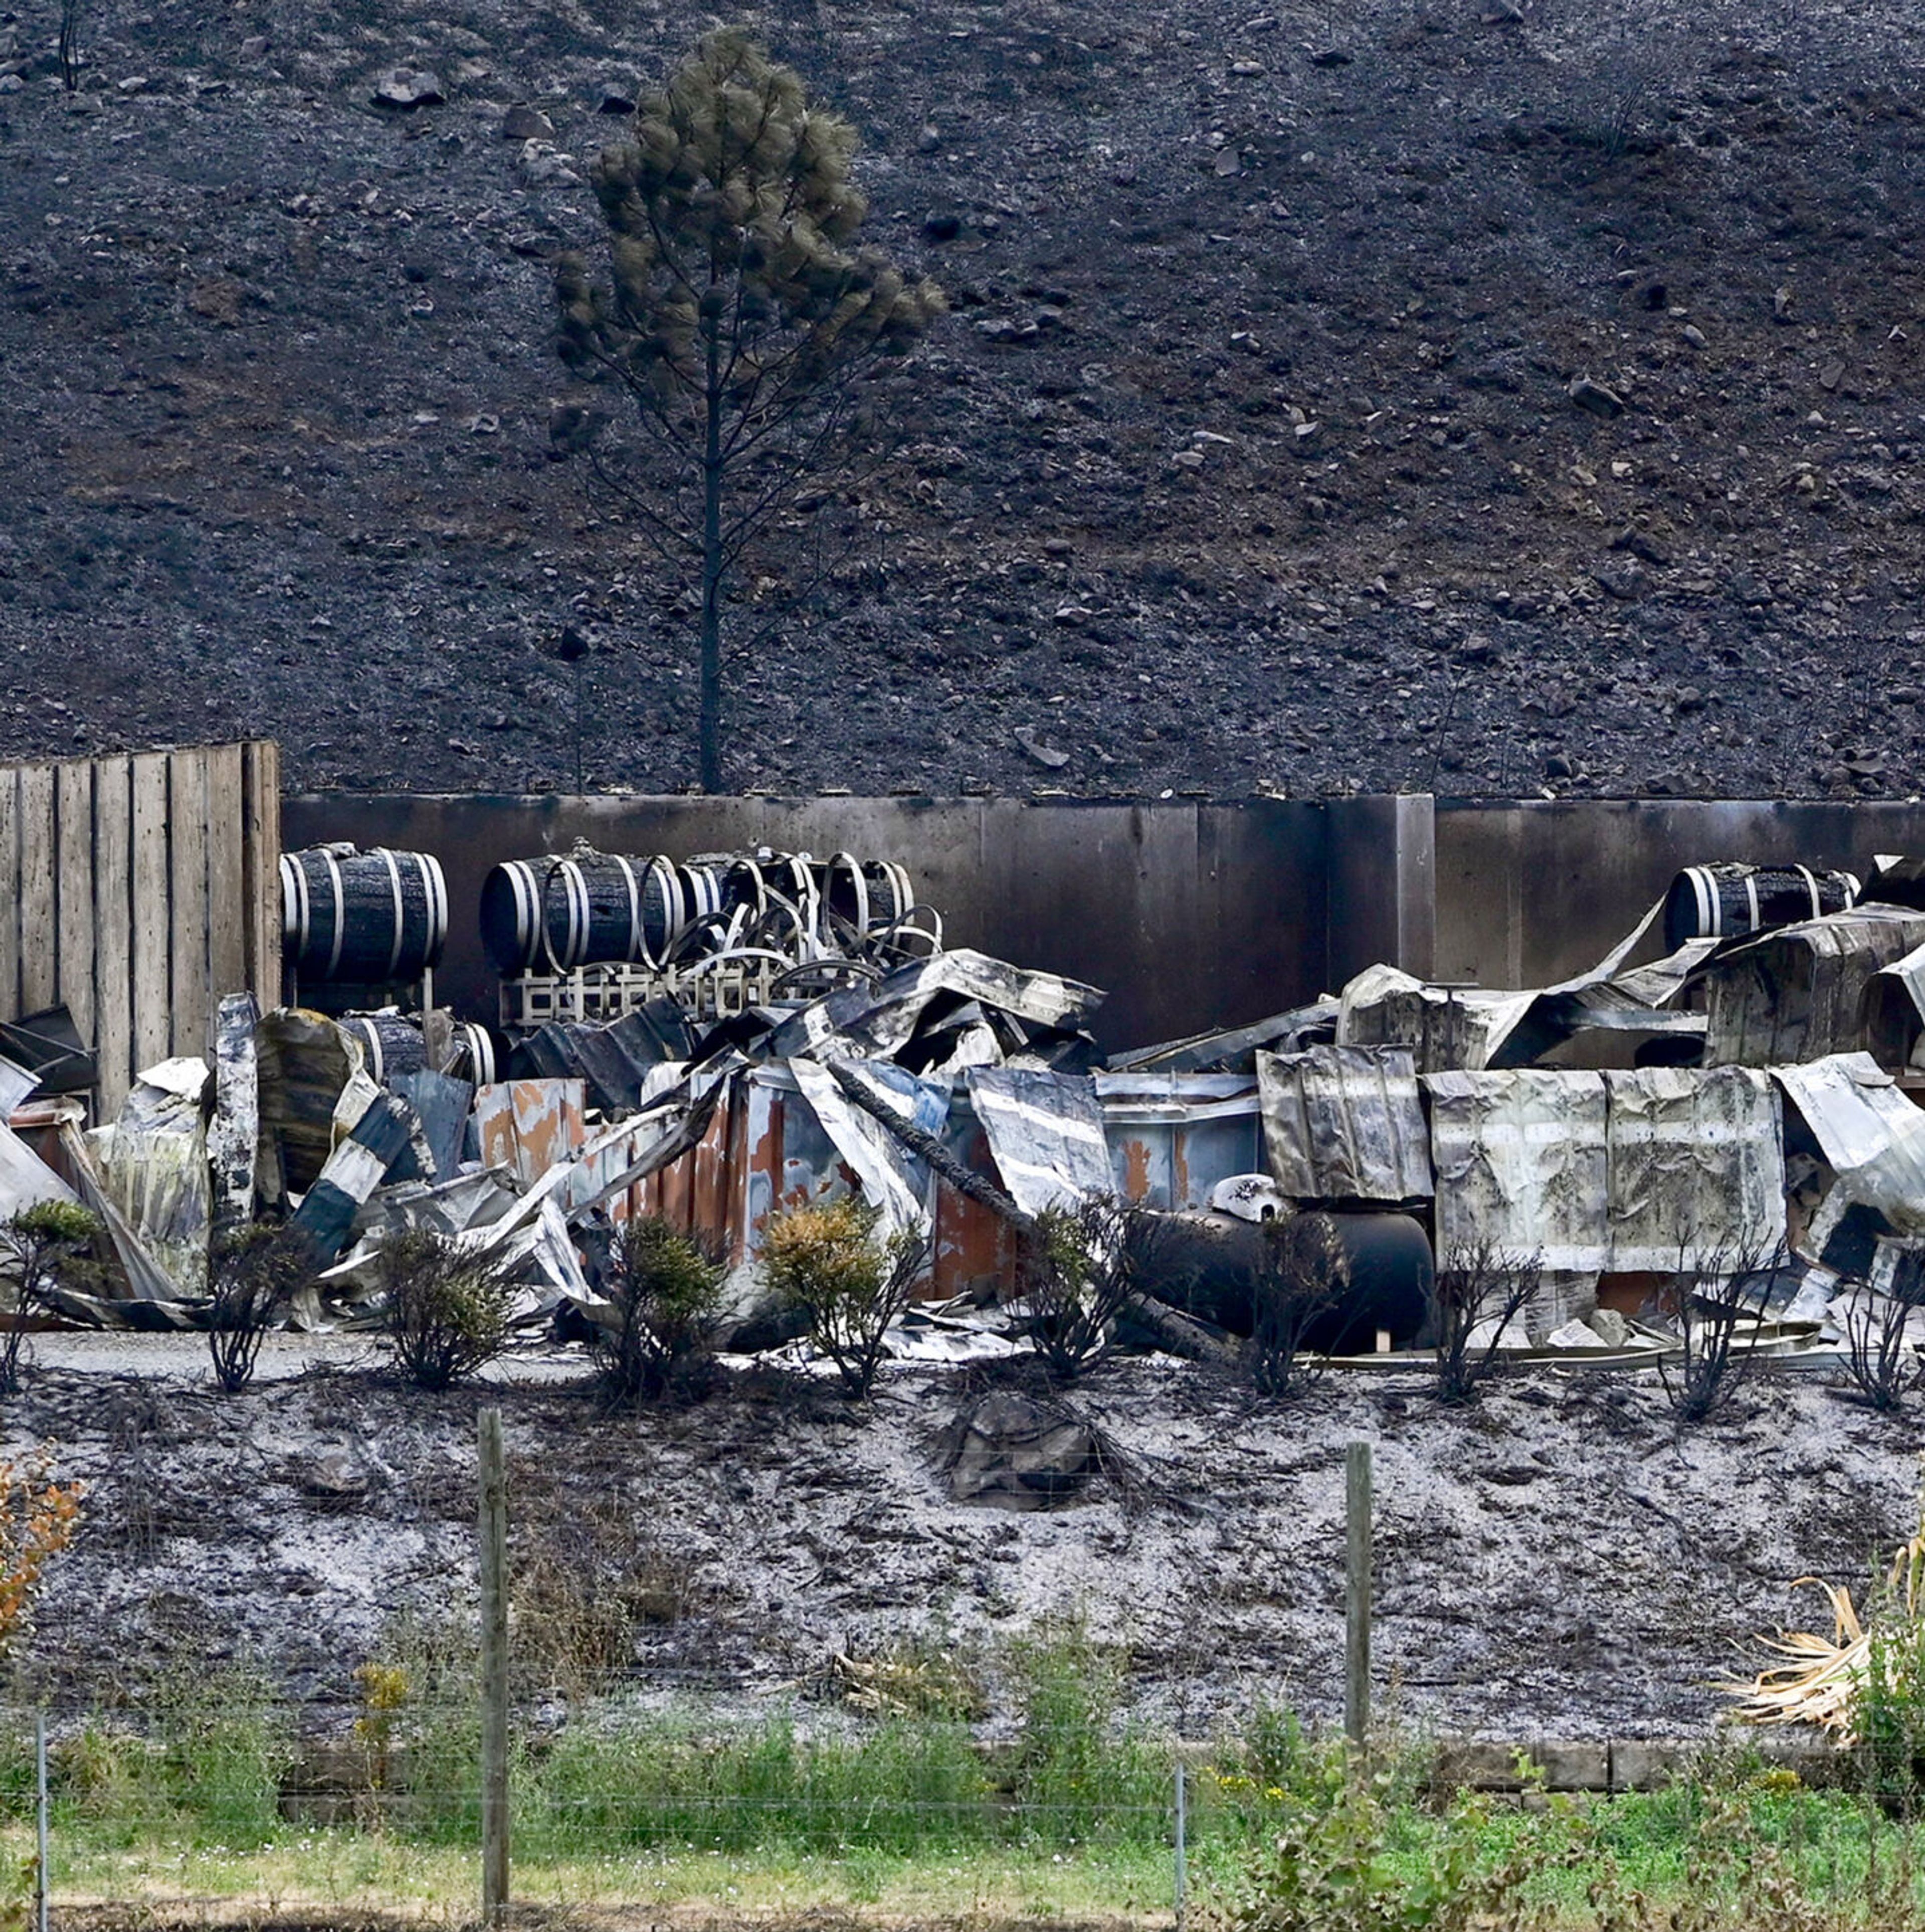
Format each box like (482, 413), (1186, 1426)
(281, 794), (1331, 1053)
(1436, 799), (1925, 992)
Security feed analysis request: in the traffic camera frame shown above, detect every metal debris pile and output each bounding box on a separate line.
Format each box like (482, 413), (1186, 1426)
(5, 851), (1925, 1376)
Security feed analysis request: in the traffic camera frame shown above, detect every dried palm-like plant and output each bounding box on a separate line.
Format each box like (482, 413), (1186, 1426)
(1726, 1520), (1925, 1741)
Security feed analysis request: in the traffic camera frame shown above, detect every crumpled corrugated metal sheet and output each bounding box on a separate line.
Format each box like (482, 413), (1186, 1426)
(1697, 907), (1925, 1068)
(1425, 1069), (1609, 1275)
(1258, 1045), (1433, 1203)
(966, 1067), (1112, 1215)
(1603, 1067), (1786, 1272)
(1338, 927), (1714, 1073)
(771, 948), (1103, 1065)
(1862, 938), (1925, 1070)
(1771, 1051), (1925, 1237)
(790, 1057), (932, 1238)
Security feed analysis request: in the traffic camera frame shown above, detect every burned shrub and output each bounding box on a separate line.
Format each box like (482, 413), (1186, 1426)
(206, 1224), (311, 1393)
(1657, 1246), (1780, 1424)
(1432, 1238), (1541, 1406)
(1246, 1213), (1346, 1400)
(763, 1196), (929, 1399)
(592, 1214), (726, 1404)
(1021, 1195), (1182, 1381)
(379, 1228), (515, 1390)
(0, 1201), (102, 1394)
(1838, 1259), (1925, 1415)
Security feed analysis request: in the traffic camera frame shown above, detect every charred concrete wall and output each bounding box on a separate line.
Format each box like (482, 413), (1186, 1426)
(282, 794), (1366, 1051)
(283, 790), (1925, 1045)
(1434, 799), (1925, 990)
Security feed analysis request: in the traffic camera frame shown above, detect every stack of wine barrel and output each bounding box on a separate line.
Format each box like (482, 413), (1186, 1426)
(481, 845), (942, 1029)
(280, 844), (496, 1084)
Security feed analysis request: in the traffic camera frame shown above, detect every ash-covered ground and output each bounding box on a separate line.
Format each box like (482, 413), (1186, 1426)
(12, 1335), (1917, 1745)
(1, 0), (1921, 800)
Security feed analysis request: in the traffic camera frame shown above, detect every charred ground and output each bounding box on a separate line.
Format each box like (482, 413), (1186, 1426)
(0, 0), (1921, 800)
(14, 1339), (1918, 1744)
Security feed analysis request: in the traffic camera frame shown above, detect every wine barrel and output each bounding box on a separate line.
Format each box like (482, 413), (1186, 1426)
(1663, 862), (1860, 952)
(819, 853), (917, 939)
(341, 1010), (428, 1084)
(448, 1020), (497, 1087)
(281, 847), (448, 983)
(479, 852), (680, 973)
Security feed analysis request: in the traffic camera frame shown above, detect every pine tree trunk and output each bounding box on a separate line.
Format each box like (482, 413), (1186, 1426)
(698, 311), (725, 793)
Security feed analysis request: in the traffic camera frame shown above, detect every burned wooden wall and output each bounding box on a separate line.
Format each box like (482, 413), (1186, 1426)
(0, 741), (282, 1115)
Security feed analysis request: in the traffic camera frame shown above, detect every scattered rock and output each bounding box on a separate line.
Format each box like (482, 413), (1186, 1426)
(1611, 528), (1669, 566)
(1681, 323), (1707, 348)
(500, 104), (554, 141)
(1592, 561), (1645, 600)
(1014, 727), (1071, 770)
(518, 140), (582, 187)
(1568, 376), (1625, 419)
(370, 67), (444, 109)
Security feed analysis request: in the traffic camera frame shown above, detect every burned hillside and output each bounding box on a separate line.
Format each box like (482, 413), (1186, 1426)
(0, 0), (1921, 798)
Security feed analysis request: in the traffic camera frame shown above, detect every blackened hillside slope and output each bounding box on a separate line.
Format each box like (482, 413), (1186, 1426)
(1, 0), (1919, 800)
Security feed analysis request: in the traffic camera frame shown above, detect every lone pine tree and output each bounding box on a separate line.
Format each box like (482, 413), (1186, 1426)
(555, 29), (945, 791)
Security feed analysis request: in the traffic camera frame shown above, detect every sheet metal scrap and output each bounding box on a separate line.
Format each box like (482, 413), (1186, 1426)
(1106, 1000), (1339, 1076)
(86, 1059), (214, 1299)
(1603, 1067), (1787, 1272)
(1696, 906), (1925, 1068)
(1338, 897), (1711, 1073)
(1771, 1052), (1925, 1239)
(1258, 1044), (1433, 1204)
(1425, 1069), (1609, 1277)
(965, 1067), (1113, 1216)
(1862, 938), (1925, 1071)
(507, 1001), (697, 1114)
(769, 948), (1104, 1072)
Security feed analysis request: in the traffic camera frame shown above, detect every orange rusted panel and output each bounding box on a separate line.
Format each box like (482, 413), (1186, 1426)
(1117, 1135), (1152, 1203)
(473, 1084), (518, 1175)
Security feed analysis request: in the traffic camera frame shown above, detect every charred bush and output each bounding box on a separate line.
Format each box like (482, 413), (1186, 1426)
(763, 1196), (929, 1399)
(1656, 1246), (1780, 1425)
(1840, 1271), (1925, 1414)
(379, 1229), (515, 1390)
(206, 1224), (311, 1393)
(1246, 1213), (1347, 1400)
(1021, 1195), (1181, 1381)
(1432, 1238), (1541, 1406)
(591, 1214), (726, 1405)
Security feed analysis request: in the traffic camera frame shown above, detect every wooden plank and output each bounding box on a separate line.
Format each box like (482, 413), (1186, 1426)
(204, 742), (247, 1007)
(16, 763), (57, 1016)
(130, 752), (171, 1075)
(55, 759), (95, 1047)
(242, 739), (283, 1008)
(168, 749), (210, 1061)
(92, 757), (133, 1118)
(0, 766), (18, 1023)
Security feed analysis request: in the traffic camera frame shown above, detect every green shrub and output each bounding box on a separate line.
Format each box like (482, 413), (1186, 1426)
(762, 1197), (927, 1397)
(0, 1200), (102, 1392)
(592, 1214), (725, 1403)
(378, 1228), (514, 1389)
(206, 1222), (310, 1392)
